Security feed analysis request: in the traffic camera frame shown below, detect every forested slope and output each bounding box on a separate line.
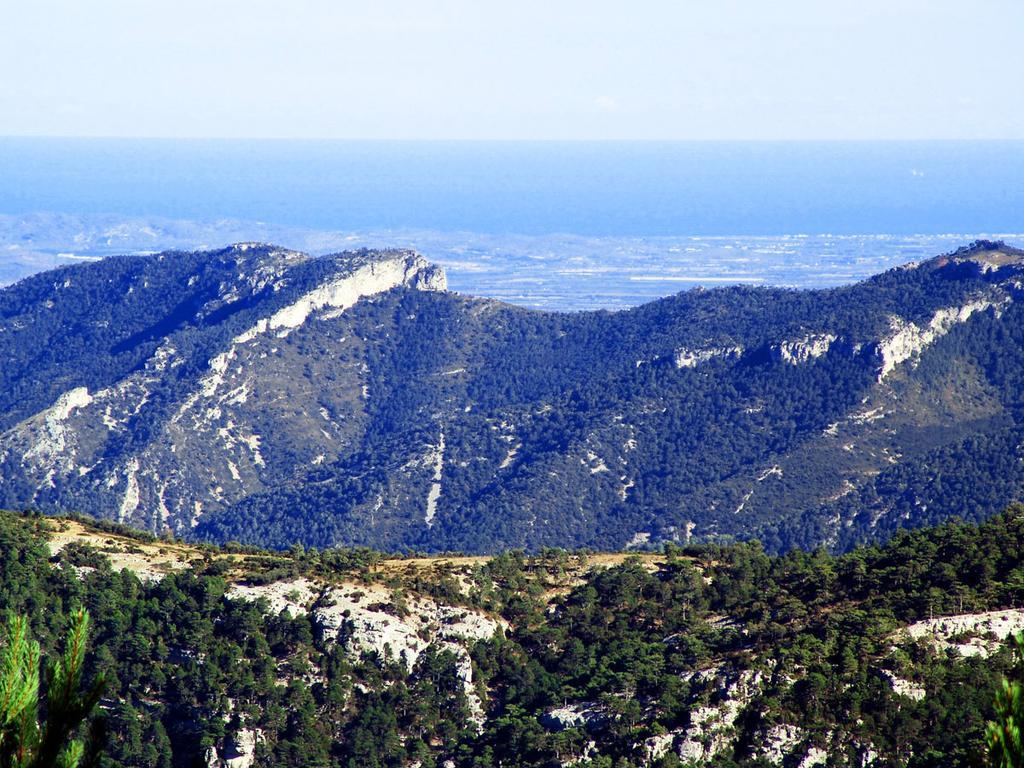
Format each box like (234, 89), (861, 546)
(3, 241), (1024, 553)
(8, 508), (1024, 767)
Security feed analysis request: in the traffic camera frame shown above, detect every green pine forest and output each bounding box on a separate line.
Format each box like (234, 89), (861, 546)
(4, 507), (1024, 767)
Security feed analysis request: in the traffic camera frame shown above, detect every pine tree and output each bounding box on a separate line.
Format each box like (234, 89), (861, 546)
(0, 610), (105, 768)
(988, 632), (1024, 768)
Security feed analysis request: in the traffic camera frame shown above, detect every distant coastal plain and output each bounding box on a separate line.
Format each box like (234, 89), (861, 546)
(1, 139), (1022, 309)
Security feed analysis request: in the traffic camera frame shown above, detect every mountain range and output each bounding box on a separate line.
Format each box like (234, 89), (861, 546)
(3, 239), (1024, 553)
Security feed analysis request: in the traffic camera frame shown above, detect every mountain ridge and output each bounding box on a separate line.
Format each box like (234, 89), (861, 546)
(3, 240), (1024, 553)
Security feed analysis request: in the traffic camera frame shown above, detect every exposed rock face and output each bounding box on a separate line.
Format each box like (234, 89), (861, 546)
(227, 577), (505, 727)
(642, 732), (677, 763)
(316, 583), (503, 725)
(901, 608), (1024, 658)
(675, 668), (762, 761)
(563, 666), (770, 763)
(226, 578), (319, 618)
(769, 333), (838, 365)
(224, 728), (262, 768)
(799, 746), (829, 768)
(315, 583), (504, 659)
(540, 702), (607, 732)
(675, 301), (1004, 380)
(423, 428), (445, 528)
(19, 386), (94, 476)
(673, 345), (744, 368)
(629, 667), (845, 766)
(874, 298), (1002, 380)
(205, 728), (263, 768)
(880, 670), (926, 701)
(753, 725), (827, 768)
(250, 253), (445, 331)
(759, 724), (811, 764)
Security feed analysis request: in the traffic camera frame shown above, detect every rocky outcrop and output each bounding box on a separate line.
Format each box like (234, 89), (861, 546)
(551, 666), (766, 763)
(423, 428), (445, 527)
(673, 346), (744, 369)
(769, 333), (838, 365)
(675, 667), (762, 761)
(635, 667), (841, 767)
(227, 577), (505, 727)
(758, 724), (827, 767)
(226, 578), (319, 618)
(205, 728), (263, 768)
(874, 298), (1003, 380)
(541, 702), (609, 733)
(901, 608), (1024, 658)
(880, 670), (926, 701)
(639, 678), (866, 767)
(18, 387), (94, 475)
(931, 240), (1024, 275)
(226, 251), (445, 340)
(313, 582), (504, 663)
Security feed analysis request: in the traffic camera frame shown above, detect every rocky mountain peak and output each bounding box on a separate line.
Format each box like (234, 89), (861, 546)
(929, 239), (1024, 273)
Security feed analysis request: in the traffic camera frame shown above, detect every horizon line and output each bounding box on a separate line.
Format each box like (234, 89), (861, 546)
(3, 135), (1024, 143)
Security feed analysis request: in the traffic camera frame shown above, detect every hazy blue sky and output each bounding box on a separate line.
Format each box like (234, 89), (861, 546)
(3, 0), (1022, 140)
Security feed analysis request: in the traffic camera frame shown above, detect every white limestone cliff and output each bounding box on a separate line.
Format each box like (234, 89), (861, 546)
(901, 608), (1024, 658)
(769, 333), (837, 365)
(227, 578), (505, 727)
(423, 428), (445, 527)
(205, 728), (263, 768)
(673, 346), (743, 369)
(875, 298), (1003, 381)
(674, 668), (762, 762)
(17, 386), (94, 474)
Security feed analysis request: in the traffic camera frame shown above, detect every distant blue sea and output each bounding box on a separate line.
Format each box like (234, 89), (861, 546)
(2, 139), (1023, 237)
(2, 139), (1023, 310)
